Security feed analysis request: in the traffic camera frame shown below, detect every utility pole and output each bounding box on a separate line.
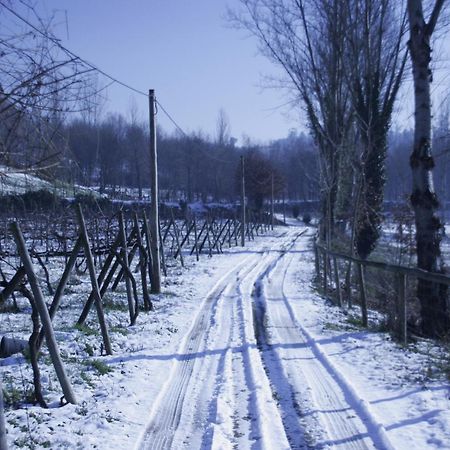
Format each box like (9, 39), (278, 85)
(271, 172), (274, 230)
(240, 155), (246, 247)
(149, 89), (161, 293)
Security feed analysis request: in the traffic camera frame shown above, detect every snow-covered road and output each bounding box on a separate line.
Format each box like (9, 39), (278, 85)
(5, 222), (449, 449)
(137, 226), (393, 450)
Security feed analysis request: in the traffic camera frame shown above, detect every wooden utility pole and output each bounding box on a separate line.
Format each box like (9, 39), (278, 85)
(240, 155), (246, 247)
(149, 89), (161, 293)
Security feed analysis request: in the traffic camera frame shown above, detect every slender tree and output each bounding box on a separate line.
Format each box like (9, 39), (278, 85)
(407, 0), (449, 336)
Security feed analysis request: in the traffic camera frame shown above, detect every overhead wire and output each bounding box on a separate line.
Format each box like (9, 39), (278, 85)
(0, 1), (239, 168)
(0, 1), (148, 98)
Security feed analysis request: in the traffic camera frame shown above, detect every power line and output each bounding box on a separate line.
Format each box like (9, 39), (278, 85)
(1, 1), (238, 166)
(155, 100), (188, 137)
(156, 99), (237, 164)
(0, 1), (148, 98)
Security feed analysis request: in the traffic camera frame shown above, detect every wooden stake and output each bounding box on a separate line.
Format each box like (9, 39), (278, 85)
(76, 205), (112, 355)
(37, 236), (83, 350)
(11, 222), (77, 404)
(134, 214), (152, 311)
(398, 273), (407, 345)
(142, 211), (155, 287)
(119, 211), (135, 322)
(170, 209), (184, 267)
(77, 232), (123, 325)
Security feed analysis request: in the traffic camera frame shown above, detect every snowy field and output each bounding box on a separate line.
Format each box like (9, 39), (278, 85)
(1, 221), (450, 449)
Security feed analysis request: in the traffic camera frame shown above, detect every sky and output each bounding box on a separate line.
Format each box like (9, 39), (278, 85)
(36, 0), (300, 143)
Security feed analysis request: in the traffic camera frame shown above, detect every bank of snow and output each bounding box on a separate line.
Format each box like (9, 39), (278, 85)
(286, 225), (450, 450)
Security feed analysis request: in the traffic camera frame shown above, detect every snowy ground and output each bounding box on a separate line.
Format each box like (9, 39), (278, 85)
(1, 221), (450, 449)
(0, 164), (97, 198)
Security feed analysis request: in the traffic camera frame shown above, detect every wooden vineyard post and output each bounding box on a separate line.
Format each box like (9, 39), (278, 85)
(193, 217), (199, 261)
(76, 205), (112, 355)
(158, 221), (167, 277)
(357, 263), (368, 327)
(397, 273), (407, 345)
(119, 211), (135, 322)
(241, 155), (246, 247)
(11, 222), (77, 405)
(333, 256), (342, 307)
(142, 211), (155, 286)
(149, 89), (161, 293)
(0, 378), (8, 450)
(134, 213), (152, 311)
(77, 233), (124, 326)
(37, 236), (83, 350)
(171, 209), (184, 267)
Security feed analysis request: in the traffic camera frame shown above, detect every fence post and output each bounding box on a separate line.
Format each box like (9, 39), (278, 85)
(345, 261), (352, 308)
(240, 155), (246, 247)
(271, 171), (274, 231)
(357, 262), (368, 326)
(398, 273), (407, 345)
(333, 256), (342, 307)
(11, 222), (77, 405)
(0, 378), (8, 450)
(323, 248), (328, 295)
(314, 243), (320, 278)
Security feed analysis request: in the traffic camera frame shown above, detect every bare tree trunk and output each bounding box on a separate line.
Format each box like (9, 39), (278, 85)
(407, 0), (448, 337)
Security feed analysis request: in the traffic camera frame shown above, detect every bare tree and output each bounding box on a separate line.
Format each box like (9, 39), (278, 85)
(407, 0), (449, 336)
(0, 1), (97, 171)
(345, 0), (408, 259)
(231, 0), (353, 245)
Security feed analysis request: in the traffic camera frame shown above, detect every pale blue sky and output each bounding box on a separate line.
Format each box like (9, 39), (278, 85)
(39, 0), (300, 142)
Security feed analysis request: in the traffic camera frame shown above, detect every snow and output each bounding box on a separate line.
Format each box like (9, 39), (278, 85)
(0, 164), (99, 198)
(0, 165), (52, 195)
(1, 220), (450, 449)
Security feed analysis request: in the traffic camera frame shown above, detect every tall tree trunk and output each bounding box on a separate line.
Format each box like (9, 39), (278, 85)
(407, 0), (448, 337)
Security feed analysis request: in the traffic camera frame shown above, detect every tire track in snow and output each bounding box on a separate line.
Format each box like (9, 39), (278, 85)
(252, 228), (395, 450)
(137, 231), (297, 450)
(136, 253), (261, 450)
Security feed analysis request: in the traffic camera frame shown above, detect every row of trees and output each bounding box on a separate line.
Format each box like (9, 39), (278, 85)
(232, 0), (449, 336)
(0, 0), (449, 336)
